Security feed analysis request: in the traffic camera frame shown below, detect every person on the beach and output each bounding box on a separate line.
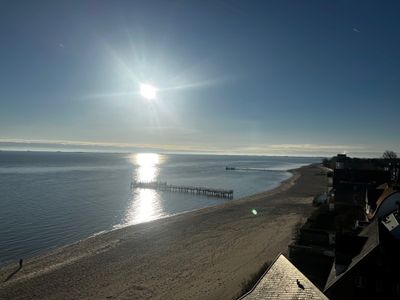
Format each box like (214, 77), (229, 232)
(19, 259), (23, 268)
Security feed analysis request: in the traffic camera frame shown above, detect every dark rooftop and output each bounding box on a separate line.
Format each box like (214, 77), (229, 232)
(324, 220), (379, 292)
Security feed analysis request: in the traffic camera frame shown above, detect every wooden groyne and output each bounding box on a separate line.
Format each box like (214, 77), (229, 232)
(131, 181), (233, 199)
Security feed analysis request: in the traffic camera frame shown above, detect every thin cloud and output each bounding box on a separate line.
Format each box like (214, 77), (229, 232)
(0, 139), (385, 157)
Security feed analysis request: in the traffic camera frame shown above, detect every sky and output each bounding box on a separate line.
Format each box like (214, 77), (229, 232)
(1, 0), (400, 157)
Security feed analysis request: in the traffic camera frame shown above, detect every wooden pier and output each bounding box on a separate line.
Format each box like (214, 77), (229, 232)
(226, 166), (280, 172)
(131, 181), (233, 199)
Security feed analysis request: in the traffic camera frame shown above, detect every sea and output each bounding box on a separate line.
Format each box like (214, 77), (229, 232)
(0, 151), (320, 266)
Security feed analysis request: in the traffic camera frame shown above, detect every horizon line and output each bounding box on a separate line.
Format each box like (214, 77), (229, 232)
(0, 138), (391, 158)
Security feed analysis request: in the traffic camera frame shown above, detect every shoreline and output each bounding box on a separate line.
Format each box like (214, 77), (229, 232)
(0, 163), (298, 268)
(0, 163), (327, 300)
(111, 167), (297, 229)
(2, 167), (297, 268)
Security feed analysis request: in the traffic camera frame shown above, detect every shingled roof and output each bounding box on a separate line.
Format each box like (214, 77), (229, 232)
(239, 254), (328, 300)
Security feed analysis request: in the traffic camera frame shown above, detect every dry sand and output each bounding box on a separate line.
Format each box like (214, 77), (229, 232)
(0, 164), (327, 300)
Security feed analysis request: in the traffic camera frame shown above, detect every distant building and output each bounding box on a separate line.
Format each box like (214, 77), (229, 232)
(330, 156), (391, 231)
(332, 169), (390, 190)
(286, 155), (400, 299)
(335, 153), (348, 169)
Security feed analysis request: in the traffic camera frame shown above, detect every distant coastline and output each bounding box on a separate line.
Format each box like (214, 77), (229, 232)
(0, 148), (326, 159)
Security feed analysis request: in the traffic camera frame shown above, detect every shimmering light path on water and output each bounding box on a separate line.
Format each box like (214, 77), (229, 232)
(123, 153), (163, 225)
(0, 151), (320, 265)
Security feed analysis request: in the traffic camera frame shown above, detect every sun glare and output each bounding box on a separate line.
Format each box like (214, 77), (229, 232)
(122, 153), (163, 225)
(130, 153), (162, 182)
(135, 153), (160, 167)
(140, 83), (157, 100)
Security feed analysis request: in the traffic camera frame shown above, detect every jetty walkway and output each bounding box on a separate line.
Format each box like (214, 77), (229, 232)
(226, 166), (280, 172)
(131, 181), (233, 199)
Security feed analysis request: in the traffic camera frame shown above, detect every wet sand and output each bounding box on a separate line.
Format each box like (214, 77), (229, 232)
(0, 164), (327, 300)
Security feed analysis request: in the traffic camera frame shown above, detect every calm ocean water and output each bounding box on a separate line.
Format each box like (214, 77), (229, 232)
(0, 151), (320, 266)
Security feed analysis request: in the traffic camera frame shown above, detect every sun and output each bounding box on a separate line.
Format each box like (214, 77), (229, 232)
(140, 83), (157, 100)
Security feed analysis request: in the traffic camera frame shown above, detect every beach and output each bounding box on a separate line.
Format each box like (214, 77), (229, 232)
(0, 164), (327, 299)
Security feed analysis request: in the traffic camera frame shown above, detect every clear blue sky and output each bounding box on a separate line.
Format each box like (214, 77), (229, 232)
(1, 0), (399, 156)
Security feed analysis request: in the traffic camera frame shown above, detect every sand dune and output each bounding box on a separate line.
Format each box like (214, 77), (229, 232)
(0, 164), (327, 300)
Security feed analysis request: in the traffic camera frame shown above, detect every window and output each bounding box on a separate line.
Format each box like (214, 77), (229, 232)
(355, 276), (367, 288)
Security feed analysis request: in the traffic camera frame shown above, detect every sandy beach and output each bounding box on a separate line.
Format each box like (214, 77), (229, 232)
(0, 164), (327, 300)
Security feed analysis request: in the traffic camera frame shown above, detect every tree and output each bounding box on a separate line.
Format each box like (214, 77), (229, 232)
(382, 150), (398, 160)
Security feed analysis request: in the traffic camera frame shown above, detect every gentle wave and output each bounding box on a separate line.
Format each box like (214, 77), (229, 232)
(0, 165), (130, 174)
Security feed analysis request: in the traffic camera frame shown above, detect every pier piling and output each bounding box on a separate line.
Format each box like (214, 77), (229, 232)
(131, 181), (233, 199)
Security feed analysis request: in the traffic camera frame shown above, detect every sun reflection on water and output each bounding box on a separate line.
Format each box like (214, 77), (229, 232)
(123, 153), (164, 225)
(133, 153), (160, 182)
